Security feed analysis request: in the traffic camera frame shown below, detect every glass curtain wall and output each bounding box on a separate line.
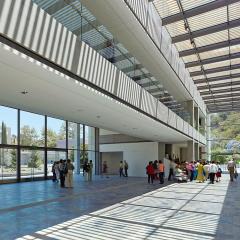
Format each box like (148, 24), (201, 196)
(0, 105), (98, 183)
(208, 112), (240, 164)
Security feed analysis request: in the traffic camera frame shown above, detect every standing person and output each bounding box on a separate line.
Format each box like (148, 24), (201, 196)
(196, 161), (205, 183)
(59, 159), (67, 188)
(88, 160), (93, 181)
(203, 161), (210, 181)
(84, 161), (89, 181)
(168, 160), (174, 181)
(119, 161), (124, 177)
(146, 161), (154, 184)
(153, 160), (159, 180)
(83, 160), (88, 176)
(227, 158), (236, 182)
(52, 162), (56, 182)
(102, 161), (108, 178)
(124, 160), (128, 177)
(158, 160), (165, 184)
(65, 159), (74, 188)
(216, 162), (222, 182)
(54, 161), (60, 183)
(209, 161), (218, 184)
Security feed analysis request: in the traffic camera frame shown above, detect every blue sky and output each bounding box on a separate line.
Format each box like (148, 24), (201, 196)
(0, 106), (64, 135)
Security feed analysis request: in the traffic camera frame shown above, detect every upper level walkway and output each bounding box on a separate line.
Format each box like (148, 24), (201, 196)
(0, 174), (239, 240)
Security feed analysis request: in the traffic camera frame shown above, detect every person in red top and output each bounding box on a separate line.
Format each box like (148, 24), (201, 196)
(146, 161), (154, 184)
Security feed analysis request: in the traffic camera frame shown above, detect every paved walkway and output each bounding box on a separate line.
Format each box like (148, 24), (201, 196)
(1, 175), (239, 240)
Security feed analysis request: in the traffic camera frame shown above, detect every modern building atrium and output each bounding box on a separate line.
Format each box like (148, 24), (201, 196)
(0, 0), (240, 239)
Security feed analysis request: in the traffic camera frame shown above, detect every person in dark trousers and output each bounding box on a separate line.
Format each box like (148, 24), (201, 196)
(119, 161), (124, 177)
(124, 160), (128, 177)
(146, 161), (154, 184)
(158, 160), (165, 184)
(52, 161), (56, 182)
(209, 161), (218, 184)
(168, 160), (174, 181)
(59, 159), (67, 187)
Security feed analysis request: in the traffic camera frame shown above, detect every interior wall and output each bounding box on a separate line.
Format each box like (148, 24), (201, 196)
(101, 152), (123, 175)
(100, 142), (159, 177)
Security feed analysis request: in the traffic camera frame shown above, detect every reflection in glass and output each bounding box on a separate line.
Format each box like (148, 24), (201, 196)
(21, 149), (44, 178)
(0, 148), (17, 180)
(47, 117), (66, 148)
(68, 122), (78, 149)
(20, 111), (45, 146)
(0, 106), (18, 145)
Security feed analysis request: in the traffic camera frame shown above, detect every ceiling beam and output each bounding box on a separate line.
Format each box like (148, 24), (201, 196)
(198, 80), (240, 91)
(194, 73), (240, 84)
(120, 64), (142, 73)
(172, 19), (240, 43)
(161, 0), (240, 26)
(132, 73), (152, 81)
(186, 52), (240, 68)
(190, 64), (240, 77)
(209, 107), (240, 113)
(179, 38), (240, 57)
(206, 97), (240, 105)
(140, 80), (159, 88)
(203, 92), (240, 100)
(201, 87), (240, 96)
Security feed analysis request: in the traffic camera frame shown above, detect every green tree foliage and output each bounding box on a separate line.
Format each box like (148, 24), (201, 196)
(28, 150), (42, 168)
(211, 112), (240, 162)
(10, 149), (17, 169)
(20, 125), (39, 146)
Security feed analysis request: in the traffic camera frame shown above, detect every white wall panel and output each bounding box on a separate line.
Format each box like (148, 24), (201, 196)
(141, 89), (157, 117)
(171, 45), (179, 74)
(126, 0), (148, 27)
(183, 120), (189, 135)
(161, 27), (172, 63)
(157, 101), (169, 123)
(147, 4), (162, 48)
(176, 116), (184, 132)
(168, 110), (177, 128)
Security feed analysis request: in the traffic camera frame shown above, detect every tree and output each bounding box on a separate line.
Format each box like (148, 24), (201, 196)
(28, 150), (42, 168)
(10, 149), (17, 169)
(20, 125), (39, 146)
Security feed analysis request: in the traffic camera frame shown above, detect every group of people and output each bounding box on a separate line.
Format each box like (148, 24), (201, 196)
(52, 159), (75, 188)
(82, 160), (94, 181)
(146, 158), (238, 184)
(146, 160), (165, 184)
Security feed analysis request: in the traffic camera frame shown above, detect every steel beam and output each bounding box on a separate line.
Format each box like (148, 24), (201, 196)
(203, 92), (239, 100)
(201, 87), (240, 96)
(179, 38), (240, 57)
(161, 0), (240, 25)
(186, 52), (240, 68)
(194, 73), (240, 84)
(190, 64), (240, 77)
(133, 73), (152, 81)
(198, 80), (240, 91)
(173, 19), (240, 43)
(206, 98), (240, 105)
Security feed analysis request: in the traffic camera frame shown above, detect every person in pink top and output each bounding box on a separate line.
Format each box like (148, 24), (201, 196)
(158, 160), (165, 184)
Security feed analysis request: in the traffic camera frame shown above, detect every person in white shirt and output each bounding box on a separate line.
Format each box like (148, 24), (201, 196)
(208, 161), (218, 184)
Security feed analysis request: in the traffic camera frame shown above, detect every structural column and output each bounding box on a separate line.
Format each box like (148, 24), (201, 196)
(187, 140), (194, 162)
(186, 100), (194, 126)
(74, 124), (80, 174)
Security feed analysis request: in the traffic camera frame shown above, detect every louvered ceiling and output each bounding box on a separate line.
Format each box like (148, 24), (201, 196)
(154, 0), (240, 113)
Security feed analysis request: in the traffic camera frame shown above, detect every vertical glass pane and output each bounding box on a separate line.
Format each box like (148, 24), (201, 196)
(80, 124), (84, 150)
(86, 126), (95, 151)
(47, 151), (66, 176)
(21, 149), (44, 178)
(0, 106), (18, 145)
(20, 111), (45, 147)
(0, 148), (17, 180)
(68, 122), (78, 149)
(47, 117), (66, 148)
(68, 149), (78, 164)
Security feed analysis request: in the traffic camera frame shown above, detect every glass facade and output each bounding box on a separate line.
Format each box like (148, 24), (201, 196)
(0, 105), (98, 183)
(208, 112), (240, 164)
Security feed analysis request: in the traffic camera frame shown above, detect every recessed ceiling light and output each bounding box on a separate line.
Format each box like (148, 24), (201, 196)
(132, 127), (137, 130)
(21, 90), (28, 95)
(96, 115), (101, 119)
(77, 109), (84, 112)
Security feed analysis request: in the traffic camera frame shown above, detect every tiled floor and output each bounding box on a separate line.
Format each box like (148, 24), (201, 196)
(1, 175), (239, 240)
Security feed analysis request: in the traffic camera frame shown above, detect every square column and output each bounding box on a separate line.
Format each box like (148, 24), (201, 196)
(186, 100), (194, 126)
(187, 140), (194, 162)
